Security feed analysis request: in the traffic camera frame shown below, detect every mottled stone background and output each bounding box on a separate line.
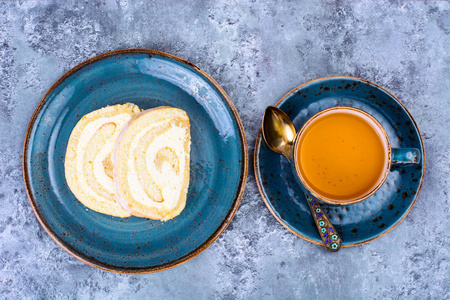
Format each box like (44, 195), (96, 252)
(1, 0), (449, 299)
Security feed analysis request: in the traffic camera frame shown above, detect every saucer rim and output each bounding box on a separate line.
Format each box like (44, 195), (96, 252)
(254, 75), (425, 247)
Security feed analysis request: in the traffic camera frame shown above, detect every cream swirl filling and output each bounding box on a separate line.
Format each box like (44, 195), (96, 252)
(76, 114), (132, 201)
(125, 120), (188, 210)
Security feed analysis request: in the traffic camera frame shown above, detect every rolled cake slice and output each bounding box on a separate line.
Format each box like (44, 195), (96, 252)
(113, 107), (191, 221)
(65, 103), (140, 217)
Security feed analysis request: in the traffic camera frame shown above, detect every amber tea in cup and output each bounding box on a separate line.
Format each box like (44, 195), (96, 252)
(293, 107), (390, 204)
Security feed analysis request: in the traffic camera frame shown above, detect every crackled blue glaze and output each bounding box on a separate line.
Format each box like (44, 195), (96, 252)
(255, 77), (425, 246)
(23, 50), (247, 272)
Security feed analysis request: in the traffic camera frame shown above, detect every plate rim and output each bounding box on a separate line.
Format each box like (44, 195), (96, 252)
(22, 48), (248, 274)
(254, 75), (425, 247)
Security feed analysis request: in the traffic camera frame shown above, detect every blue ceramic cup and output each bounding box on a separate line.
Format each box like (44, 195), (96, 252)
(290, 106), (420, 205)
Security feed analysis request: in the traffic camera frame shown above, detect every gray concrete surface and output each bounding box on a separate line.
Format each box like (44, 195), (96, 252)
(1, 0), (449, 299)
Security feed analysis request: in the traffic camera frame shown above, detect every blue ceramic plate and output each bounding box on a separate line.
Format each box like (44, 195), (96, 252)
(23, 49), (248, 273)
(255, 76), (425, 247)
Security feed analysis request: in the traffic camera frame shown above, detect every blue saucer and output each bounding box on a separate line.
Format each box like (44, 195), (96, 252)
(23, 49), (248, 273)
(254, 76), (425, 246)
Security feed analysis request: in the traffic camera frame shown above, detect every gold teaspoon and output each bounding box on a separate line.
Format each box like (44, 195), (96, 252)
(261, 106), (342, 252)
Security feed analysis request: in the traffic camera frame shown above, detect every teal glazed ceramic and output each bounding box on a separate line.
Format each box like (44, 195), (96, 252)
(23, 49), (248, 273)
(255, 76), (425, 246)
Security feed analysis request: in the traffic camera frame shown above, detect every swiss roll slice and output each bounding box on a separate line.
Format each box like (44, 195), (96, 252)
(65, 103), (140, 217)
(113, 107), (191, 221)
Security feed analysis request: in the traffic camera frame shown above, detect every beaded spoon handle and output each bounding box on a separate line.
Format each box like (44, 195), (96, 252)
(306, 194), (342, 252)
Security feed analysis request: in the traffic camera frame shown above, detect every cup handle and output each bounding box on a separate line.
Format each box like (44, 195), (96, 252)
(306, 194), (342, 252)
(392, 148), (421, 165)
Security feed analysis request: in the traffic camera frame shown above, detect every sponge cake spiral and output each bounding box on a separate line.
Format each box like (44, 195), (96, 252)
(64, 103), (140, 217)
(113, 107), (191, 221)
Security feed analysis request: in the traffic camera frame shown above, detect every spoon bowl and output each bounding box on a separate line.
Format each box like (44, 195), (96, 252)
(262, 106), (296, 161)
